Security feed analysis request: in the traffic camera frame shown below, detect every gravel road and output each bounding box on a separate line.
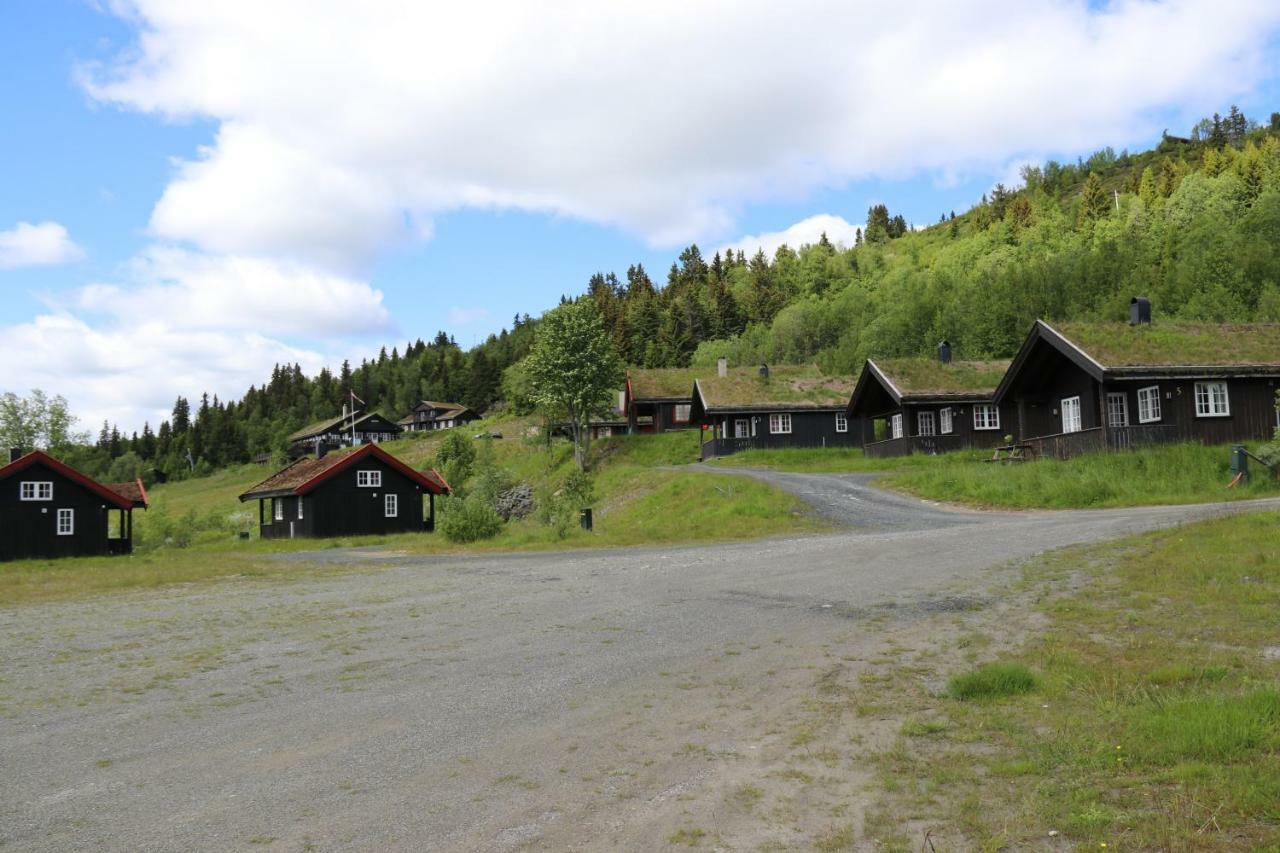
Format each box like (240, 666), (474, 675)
(2, 477), (1276, 851)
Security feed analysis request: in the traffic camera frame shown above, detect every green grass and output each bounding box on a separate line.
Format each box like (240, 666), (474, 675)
(0, 419), (820, 604)
(704, 446), (943, 474)
(861, 509), (1280, 849)
(946, 663), (1037, 701)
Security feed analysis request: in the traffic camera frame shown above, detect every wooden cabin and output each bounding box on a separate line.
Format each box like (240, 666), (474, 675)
(397, 400), (480, 433)
(995, 308), (1280, 458)
(623, 368), (700, 433)
(239, 443), (450, 540)
(691, 364), (858, 460)
(848, 345), (1012, 458)
(287, 409), (402, 457)
(0, 449), (148, 561)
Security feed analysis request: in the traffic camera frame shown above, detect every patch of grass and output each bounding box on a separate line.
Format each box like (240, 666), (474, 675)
(947, 663), (1037, 701)
(706, 446), (938, 474)
(666, 826), (707, 846)
(812, 823), (856, 851)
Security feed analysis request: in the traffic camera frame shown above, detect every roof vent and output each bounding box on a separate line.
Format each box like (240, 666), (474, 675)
(717, 357), (728, 378)
(9, 447), (23, 463)
(759, 363), (770, 379)
(1129, 296), (1151, 325)
(938, 340), (952, 364)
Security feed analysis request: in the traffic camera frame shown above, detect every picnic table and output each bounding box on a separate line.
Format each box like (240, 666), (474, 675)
(986, 443), (1033, 463)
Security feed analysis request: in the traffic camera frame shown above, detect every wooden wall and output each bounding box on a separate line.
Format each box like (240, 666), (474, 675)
(0, 461), (112, 561)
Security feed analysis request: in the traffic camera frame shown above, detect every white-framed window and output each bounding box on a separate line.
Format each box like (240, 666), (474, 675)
(1061, 396), (1082, 433)
(940, 407), (953, 435)
(273, 499), (284, 521)
(356, 470), (382, 487)
(917, 411), (936, 436)
(890, 413), (903, 439)
(973, 404), (1000, 431)
(297, 499), (304, 520)
(20, 481), (53, 501)
(1137, 385), (1161, 424)
(673, 404), (692, 423)
(1194, 381), (1230, 417)
(384, 493), (398, 518)
(1106, 392), (1129, 428)
(835, 412), (848, 433)
(56, 508), (74, 536)
(768, 413), (792, 434)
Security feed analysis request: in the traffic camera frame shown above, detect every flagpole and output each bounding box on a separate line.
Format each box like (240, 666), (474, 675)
(350, 389), (357, 446)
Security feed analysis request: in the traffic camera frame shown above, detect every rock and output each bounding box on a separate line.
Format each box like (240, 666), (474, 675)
(496, 484), (535, 521)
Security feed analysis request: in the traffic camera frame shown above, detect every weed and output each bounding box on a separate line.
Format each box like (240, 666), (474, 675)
(947, 663), (1037, 701)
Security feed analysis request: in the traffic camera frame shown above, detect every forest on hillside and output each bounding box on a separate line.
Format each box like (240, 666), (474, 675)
(31, 105), (1280, 481)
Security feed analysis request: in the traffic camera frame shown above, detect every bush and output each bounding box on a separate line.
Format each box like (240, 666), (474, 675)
(438, 494), (503, 543)
(948, 663), (1038, 701)
(434, 431), (476, 491)
(537, 470), (596, 539)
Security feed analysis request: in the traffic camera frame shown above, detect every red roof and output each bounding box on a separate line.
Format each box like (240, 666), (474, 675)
(106, 478), (150, 508)
(238, 443), (451, 501)
(0, 451), (135, 510)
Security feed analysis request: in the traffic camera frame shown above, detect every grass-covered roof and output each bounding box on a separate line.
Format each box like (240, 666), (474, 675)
(627, 368), (702, 400)
(1053, 322), (1280, 368)
(871, 358), (1011, 398)
(695, 365), (853, 410)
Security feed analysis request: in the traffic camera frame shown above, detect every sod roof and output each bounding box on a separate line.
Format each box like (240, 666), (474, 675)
(870, 358), (1011, 399)
(627, 368), (702, 400)
(1052, 322), (1280, 368)
(695, 365), (854, 411)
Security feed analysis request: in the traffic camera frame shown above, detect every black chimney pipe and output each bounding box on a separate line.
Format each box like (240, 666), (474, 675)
(938, 340), (952, 364)
(9, 447), (23, 463)
(1129, 296), (1151, 325)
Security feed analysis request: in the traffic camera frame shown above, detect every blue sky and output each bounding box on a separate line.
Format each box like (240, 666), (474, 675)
(3, 1), (1280, 432)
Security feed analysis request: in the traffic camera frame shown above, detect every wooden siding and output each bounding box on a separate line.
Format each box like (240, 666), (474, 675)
(256, 454), (426, 540)
(0, 460), (114, 561)
(699, 409), (860, 459)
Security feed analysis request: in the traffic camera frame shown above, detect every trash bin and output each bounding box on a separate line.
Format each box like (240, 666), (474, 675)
(580, 508), (593, 531)
(1230, 444), (1249, 481)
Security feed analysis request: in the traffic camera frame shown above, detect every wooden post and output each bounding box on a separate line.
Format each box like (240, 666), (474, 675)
(126, 509), (132, 549)
(259, 498), (264, 529)
(428, 493), (435, 532)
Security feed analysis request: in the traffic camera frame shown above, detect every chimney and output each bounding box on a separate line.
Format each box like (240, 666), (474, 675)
(342, 403), (350, 420)
(315, 442), (328, 460)
(938, 340), (952, 364)
(1129, 296), (1151, 325)
(717, 357), (728, 378)
(759, 363), (770, 379)
(9, 447), (23, 463)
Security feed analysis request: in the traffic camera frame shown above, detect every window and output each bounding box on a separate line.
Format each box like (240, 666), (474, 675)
(890, 413), (903, 439)
(384, 493), (398, 518)
(56, 508), (74, 536)
(835, 412), (848, 433)
(917, 411), (936, 436)
(768, 413), (792, 434)
(1137, 385), (1161, 424)
(1061, 396), (1082, 433)
(973, 404), (1000, 431)
(273, 499), (284, 521)
(1194, 381), (1230, 417)
(1106, 392), (1129, 427)
(673, 404), (692, 423)
(734, 419), (750, 439)
(20, 481), (53, 501)
(356, 470), (382, 487)
(939, 407), (953, 435)
(297, 499), (304, 520)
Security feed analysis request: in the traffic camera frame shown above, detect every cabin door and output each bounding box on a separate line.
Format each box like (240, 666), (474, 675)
(734, 419), (750, 439)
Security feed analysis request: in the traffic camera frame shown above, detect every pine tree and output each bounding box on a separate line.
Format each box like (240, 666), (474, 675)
(1078, 172), (1110, 223)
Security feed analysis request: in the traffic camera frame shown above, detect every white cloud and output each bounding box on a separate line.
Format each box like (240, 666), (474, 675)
(0, 221), (85, 269)
(0, 312), (330, 432)
(81, 1), (1280, 266)
(446, 306), (491, 327)
(75, 246), (391, 337)
(723, 214), (860, 258)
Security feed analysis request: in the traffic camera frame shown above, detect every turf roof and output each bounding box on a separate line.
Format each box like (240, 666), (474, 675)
(1052, 322), (1280, 368)
(871, 358), (1011, 398)
(695, 365), (854, 410)
(628, 368), (702, 400)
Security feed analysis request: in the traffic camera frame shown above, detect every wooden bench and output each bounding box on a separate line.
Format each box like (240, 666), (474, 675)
(985, 443), (1033, 463)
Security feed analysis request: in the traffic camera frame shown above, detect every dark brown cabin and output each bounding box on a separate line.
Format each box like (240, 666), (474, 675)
(239, 443), (450, 540)
(623, 368), (699, 433)
(397, 400), (480, 433)
(287, 409), (403, 457)
(691, 364), (858, 460)
(0, 449), (147, 561)
(848, 348), (1012, 458)
(995, 313), (1280, 458)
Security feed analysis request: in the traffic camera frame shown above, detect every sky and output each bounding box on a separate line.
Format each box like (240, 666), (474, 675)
(3, 0), (1280, 434)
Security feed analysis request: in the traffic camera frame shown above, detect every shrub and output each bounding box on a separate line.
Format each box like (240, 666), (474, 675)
(948, 663), (1038, 701)
(438, 494), (503, 543)
(434, 430), (476, 491)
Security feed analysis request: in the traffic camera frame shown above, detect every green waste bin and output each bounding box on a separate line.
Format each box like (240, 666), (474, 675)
(1230, 444), (1249, 480)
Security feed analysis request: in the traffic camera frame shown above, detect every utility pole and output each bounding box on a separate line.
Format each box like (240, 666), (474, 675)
(1114, 189), (1120, 211)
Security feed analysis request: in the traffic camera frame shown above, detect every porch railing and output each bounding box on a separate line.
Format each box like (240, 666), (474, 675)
(1024, 424), (1179, 460)
(700, 437), (756, 461)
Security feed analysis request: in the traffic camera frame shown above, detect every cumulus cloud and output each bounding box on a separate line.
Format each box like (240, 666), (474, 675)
(0, 312), (330, 431)
(81, 0), (1280, 266)
(0, 221), (85, 269)
(74, 247), (391, 337)
(723, 214), (861, 258)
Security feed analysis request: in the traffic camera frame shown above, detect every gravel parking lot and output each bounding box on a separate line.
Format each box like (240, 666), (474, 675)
(3, 478), (1276, 851)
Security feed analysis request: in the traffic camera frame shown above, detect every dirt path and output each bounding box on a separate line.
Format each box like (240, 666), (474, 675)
(3, 484), (1278, 851)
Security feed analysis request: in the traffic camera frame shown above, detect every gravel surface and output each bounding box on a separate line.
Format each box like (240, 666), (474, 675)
(3, 478), (1276, 851)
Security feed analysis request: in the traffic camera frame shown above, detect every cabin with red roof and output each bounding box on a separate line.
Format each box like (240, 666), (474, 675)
(238, 443), (450, 540)
(0, 449), (149, 561)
